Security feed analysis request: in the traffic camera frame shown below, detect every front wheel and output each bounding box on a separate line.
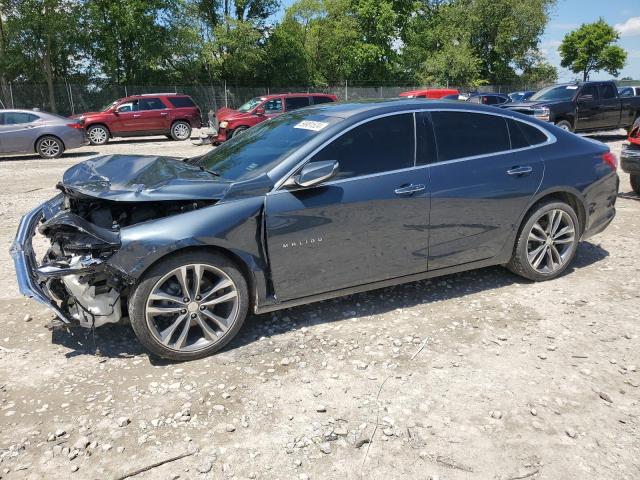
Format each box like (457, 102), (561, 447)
(87, 125), (109, 145)
(170, 121), (192, 141)
(128, 251), (248, 361)
(231, 126), (248, 138)
(631, 174), (640, 194)
(507, 201), (579, 281)
(36, 136), (64, 158)
(555, 120), (573, 132)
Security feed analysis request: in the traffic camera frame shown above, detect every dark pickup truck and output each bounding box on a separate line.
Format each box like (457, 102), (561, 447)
(506, 81), (640, 133)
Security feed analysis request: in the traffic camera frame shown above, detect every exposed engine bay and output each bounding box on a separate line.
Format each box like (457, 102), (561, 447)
(38, 192), (216, 328)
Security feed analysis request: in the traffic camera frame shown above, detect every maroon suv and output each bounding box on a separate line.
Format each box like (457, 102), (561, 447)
(73, 93), (202, 145)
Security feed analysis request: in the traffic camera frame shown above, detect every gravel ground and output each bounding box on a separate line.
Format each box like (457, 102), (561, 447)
(0, 131), (639, 480)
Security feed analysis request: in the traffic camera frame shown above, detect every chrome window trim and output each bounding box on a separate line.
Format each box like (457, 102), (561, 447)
(270, 108), (556, 192)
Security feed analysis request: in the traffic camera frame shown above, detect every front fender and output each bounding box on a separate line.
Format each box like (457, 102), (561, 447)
(106, 196), (268, 295)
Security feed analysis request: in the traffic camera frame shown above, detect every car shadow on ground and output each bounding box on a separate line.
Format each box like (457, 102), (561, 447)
(104, 137), (199, 145)
(0, 151), (99, 162)
(51, 241), (609, 363)
(619, 191), (640, 201)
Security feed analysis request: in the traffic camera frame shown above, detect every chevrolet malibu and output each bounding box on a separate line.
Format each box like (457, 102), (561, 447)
(11, 100), (619, 360)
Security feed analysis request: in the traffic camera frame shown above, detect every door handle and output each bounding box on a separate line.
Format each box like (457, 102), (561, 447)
(160, 112), (168, 116)
(133, 114), (141, 118)
(394, 184), (426, 195)
(507, 166), (533, 176)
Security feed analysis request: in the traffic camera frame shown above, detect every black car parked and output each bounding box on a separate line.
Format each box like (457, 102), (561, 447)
(11, 100), (619, 360)
(506, 81), (640, 133)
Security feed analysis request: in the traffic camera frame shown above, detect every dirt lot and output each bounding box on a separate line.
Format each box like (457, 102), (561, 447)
(0, 132), (639, 480)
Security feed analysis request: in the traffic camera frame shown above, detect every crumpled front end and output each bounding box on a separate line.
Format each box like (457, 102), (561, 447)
(10, 194), (129, 328)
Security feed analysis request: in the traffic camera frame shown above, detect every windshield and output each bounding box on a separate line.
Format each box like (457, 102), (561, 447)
(530, 85), (578, 102)
(101, 100), (119, 112)
(237, 97), (264, 113)
(192, 111), (343, 182)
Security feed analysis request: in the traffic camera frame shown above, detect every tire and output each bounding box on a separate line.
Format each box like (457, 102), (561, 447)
(631, 174), (640, 194)
(36, 135), (64, 158)
(128, 251), (249, 361)
(170, 121), (191, 141)
(555, 120), (573, 132)
(507, 201), (580, 281)
(87, 125), (109, 145)
(231, 126), (248, 138)
(628, 117), (640, 136)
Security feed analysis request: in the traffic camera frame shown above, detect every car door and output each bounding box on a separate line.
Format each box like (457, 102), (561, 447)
(284, 96), (311, 112)
(597, 83), (622, 129)
(424, 110), (545, 270)
(136, 97), (171, 132)
(110, 101), (139, 133)
(575, 84), (601, 130)
(265, 112), (431, 301)
(0, 112), (40, 153)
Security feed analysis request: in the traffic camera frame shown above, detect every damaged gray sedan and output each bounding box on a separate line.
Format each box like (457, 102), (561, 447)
(10, 101), (618, 360)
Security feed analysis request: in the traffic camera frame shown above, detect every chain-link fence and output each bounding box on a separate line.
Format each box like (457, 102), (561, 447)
(2, 80), (636, 119)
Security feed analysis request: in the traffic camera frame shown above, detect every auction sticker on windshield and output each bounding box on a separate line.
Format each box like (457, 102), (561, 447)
(294, 120), (329, 131)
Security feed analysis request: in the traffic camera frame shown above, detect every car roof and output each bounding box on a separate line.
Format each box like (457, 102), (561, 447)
(296, 98), (531, 120)
(0, 109), (62, 119)
(261, 92), (335, 99)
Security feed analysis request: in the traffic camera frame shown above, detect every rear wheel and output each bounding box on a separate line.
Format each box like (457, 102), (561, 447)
(631, 174), (640, 194)
(87, 125), (109, 145)
(555, 120), (573, 132)
(129, 251), (248, 361)
(507, 201), (579, 281)
(231, 126), (248, 138)
(170, 121), (191, 141)
(36, 136), (64, 158)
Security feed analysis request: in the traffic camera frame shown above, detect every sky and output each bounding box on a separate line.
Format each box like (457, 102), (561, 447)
(541, 0), (640, 81)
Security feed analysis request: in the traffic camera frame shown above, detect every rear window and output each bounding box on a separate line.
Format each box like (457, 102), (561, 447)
(312, 96), (334, 105)
(285, 97), (311, 111)
(431, 111), (510, 161)
(168, 96), (196, 108)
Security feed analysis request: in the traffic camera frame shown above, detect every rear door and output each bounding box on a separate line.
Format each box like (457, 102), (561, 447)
(265, 112), (431, 301)
(424, 110), (545, 270)
(284, 96), (311, 112)
(575, 84), (601, 130)
(135, 97), (171, 132)
(597, 83), (622, 129)
(0, 112), (40, 153)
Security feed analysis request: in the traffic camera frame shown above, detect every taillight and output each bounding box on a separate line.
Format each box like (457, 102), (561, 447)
(601, 151), (617, 171)
(66, 123), (84, 129)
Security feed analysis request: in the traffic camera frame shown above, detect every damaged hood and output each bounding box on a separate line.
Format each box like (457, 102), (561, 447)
(60, 154), (232, 202)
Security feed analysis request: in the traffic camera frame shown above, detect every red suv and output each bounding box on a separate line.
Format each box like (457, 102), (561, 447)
(74, 93), (202, 145)
(211, 93), (337, 142)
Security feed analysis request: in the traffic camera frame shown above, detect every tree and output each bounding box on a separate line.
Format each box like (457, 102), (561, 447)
(559, 19), (627, 81)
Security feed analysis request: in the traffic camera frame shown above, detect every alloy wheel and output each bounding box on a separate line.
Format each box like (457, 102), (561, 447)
(173, 123), (190, 140)
(39, 138), (61, 157)
(526, 209), (576, 274)
(89, 127), (108, 144)
(145, 264), (239, 352)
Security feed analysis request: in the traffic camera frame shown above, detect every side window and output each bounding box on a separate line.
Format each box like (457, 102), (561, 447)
(468, 96), (482, 104)
(116, 101), (137, 112)
(139, 97), (166, 110)
(619, 87), (632, 97)
(1, 112), (39, 125)
(285, 97), (310, 111)
(263, 98), (283, 113)
(599, 84), (617, 100)
(167, 96), (196, 108)
(416, 112), (438, 165)
(517, 121), (548, 146)
(507, 119), (530, 149)
(310, 113), (415, 179)
(431, 111), (510, 161)
(580, 85), (598, 100)
(312, 96), (334, 105)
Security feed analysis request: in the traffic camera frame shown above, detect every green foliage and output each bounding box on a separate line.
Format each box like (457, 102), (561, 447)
(559, 19), (627, 81)
(0, 0), (561, 94)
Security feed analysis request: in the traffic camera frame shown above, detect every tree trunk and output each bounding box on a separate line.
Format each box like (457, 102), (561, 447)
(0, 6), (10, 107)
(43, 2), (57, 113)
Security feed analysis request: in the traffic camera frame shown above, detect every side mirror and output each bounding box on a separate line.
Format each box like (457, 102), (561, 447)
(255, 106), (265, 115)
(285, 160), (339, 188)
(578, 94), (594, 102)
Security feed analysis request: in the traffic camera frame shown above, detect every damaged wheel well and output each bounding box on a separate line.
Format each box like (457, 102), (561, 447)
(134, 245), (258, 310)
